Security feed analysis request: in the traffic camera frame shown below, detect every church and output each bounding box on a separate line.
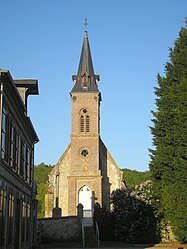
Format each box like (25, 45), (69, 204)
(45, 31), (123, 217)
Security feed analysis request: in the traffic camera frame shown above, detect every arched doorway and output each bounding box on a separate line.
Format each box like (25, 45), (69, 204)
(78, 186), (93, 217)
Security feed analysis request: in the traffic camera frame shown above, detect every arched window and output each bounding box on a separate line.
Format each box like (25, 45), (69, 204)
(80, 115), (84, 132)
(80, 109), (90, 133)
(86, 115), (90, 132)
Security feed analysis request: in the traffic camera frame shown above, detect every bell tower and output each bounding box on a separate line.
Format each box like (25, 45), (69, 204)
(68, 31), (102, 216)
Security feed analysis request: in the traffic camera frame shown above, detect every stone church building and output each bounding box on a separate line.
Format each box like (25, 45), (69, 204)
(45, 31), (123, 217)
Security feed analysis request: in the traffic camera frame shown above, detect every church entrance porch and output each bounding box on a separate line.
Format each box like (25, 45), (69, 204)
(78, 186), (93, 218)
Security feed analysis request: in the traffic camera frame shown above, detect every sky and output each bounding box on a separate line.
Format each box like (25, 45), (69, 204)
(1, 0), (187, 171)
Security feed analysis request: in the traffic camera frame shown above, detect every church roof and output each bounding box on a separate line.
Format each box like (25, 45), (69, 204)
(71, 31), (100, 93)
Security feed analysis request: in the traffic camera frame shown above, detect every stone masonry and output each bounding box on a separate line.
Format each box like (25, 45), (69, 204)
(45, 31), (123, 217)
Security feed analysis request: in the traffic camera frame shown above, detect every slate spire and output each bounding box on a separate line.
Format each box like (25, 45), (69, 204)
(71, 31), (100, 93)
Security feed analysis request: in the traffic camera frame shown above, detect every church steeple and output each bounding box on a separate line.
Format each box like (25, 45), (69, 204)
(71, 31), (100, 93)
(44, 28), (123, 218)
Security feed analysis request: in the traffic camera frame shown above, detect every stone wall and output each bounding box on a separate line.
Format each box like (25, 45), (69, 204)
(37, 216), (81, 242)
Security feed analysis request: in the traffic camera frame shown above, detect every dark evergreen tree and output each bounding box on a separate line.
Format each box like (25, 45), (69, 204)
(149, 21), (187, 243)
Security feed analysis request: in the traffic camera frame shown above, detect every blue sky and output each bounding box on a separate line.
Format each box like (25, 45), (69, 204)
(1, 0), (186, 171)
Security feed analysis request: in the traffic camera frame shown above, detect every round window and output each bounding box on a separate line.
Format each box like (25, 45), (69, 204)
(81, 149), (89, 157)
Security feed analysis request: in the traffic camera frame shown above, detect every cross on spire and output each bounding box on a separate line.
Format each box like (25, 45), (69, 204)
(84, 18), (88, 31)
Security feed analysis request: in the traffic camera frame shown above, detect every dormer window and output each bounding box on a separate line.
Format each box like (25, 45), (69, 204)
(79, 109), (90, 133)
(83, 74), (88, 88)
(82, 71), (89, 89)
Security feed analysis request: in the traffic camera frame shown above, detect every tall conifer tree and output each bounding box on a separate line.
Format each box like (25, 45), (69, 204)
(150, 21), (187, 243)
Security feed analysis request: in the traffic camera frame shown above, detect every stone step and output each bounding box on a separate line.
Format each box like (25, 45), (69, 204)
(84, 226), (97, 247)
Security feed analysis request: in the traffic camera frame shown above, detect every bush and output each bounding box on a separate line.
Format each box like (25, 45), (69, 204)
(111, 184), (158, 243)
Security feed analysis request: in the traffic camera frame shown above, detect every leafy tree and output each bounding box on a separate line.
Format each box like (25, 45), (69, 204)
(36, 183), (49, 218)
(34, 163), (53, 218)
(94, 169), (153, 242)
(111, 183), (157, 243)
(149, 21), (187, 243)
(122, 168), (152, 188)
(34, 162), (53, 184)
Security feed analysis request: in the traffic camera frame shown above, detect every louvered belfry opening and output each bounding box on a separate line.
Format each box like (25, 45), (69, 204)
(80, 109), (90, 133)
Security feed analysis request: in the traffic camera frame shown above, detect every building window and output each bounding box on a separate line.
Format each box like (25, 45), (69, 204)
(10, 125), (15, 168)
(86, 115), (90, 132)
(23, 144), (27, 181)
(80, 115), (84, 132)
(21, 202), (26, 242)
(26, 149), (31, 184)
(1, 99), (33, 182)
(79, 109), (90, 133)
(0, 189), (7, 246)
(1, 106), (7, 160)
(18, 136), (21, 175)
(8, 195), (14, 245)
(30, 152), (34, 186)
(15, 130), (19, 172)
(26, 204), (31, 242)
(81, 149), (89, 157)
(19, 139), (23, 177)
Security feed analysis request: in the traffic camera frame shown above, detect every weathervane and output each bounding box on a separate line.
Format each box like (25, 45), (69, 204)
(84, 18), (88, 31)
